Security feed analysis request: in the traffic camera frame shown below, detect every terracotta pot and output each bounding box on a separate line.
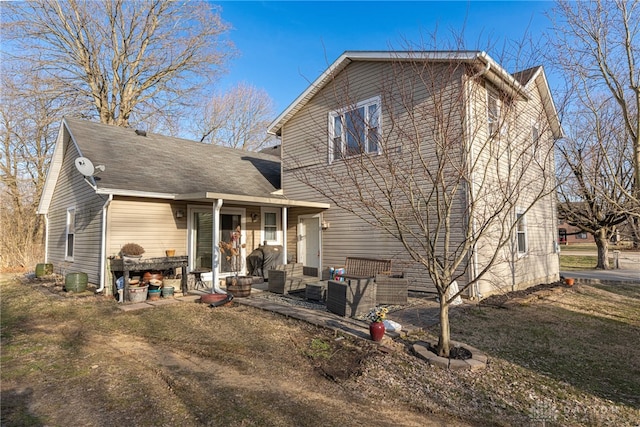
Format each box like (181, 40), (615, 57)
(165, 249), (176, 257)
(369, 322), (386, 342)
(143, 271), (163, 283)
(565, 277), (575, 287)
(200, 293), (234, 306)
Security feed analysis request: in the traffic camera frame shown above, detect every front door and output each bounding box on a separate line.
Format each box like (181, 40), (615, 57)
(298, 215), (320, 274)
(189, 207), (246, 275)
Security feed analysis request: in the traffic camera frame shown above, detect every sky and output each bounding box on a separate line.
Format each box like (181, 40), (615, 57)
(215, 1), (556, 116)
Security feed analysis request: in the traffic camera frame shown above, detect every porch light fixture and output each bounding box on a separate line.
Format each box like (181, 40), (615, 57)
(175, 209), (185, 218)
(321, 221), (330, 230)
(251, 213), (259, 222)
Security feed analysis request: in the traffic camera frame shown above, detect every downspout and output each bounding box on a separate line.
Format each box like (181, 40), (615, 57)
(211, 199), (226, 294)
(96, 194), (113, 293)
(282, 207), (288, 263)
(468, 59), (491, 300)
(43, 214), (49, 263)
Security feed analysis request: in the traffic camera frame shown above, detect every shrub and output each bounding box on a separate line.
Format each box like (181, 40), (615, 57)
(120, 242), (145, 256)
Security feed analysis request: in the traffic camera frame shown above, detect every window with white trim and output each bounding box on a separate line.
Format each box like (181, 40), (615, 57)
(487, 91), (500, 136)
(261, 207), (281, 244)
(531, 121), (540, 157)
(516, 212), (528, 254)
(66, 207), (75, 260)
(329, 96), (380, 162)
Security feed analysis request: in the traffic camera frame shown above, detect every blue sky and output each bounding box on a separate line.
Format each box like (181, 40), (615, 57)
(215, 1), (555, 114)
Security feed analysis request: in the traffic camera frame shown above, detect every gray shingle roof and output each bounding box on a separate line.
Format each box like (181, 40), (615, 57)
(65, 117), (281, 198)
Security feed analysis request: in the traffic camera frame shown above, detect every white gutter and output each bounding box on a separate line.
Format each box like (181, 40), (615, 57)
(43, 214), (49, 263)
(96, 194), (113, 293)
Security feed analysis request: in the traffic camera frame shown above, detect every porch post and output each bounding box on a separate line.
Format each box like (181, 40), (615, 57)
(212, 199), (223, 292)
(282, 207), (288, 264)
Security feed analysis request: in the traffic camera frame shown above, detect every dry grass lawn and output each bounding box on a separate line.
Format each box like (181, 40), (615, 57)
(2, 273), (639, 426)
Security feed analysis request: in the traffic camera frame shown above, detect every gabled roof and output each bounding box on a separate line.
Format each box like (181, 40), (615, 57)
(38, 118), (328, 214)
(268, 50), (531, 136)
(513, 65), (564, 139)
(267, 50), (563, 140)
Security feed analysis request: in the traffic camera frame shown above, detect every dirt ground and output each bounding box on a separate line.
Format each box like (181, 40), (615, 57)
(1, 274), (475, 427)
(2, 273), (639, 426)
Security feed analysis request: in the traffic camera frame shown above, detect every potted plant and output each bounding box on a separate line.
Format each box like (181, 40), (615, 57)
(120, 242), (145, 262)
(366, 306), (389, 342)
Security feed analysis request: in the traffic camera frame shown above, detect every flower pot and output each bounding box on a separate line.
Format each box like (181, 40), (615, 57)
(161, 286), (175, 298)
(369, 321), (386, 342)
(65, 272), (88, 293)
(226, 276), (252, 297)
(35, 263), (54, 278)
(565, 277), (575, 287)
(200, 293), (233, 306)
(148, 289), (161, 301)
(128, 285), (148, 303)
(143, 271), (163, 283)
(165, 249), (176, 257)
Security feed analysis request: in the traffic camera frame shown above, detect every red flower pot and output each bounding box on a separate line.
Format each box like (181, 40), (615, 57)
(369, 321), (386, 342)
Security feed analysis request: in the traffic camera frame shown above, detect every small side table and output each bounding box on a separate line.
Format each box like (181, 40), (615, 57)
(305, 282), (327, 302)
(191, 269), (211, 290)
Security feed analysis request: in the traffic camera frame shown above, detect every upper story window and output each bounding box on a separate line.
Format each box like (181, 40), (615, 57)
(329, 96), (381, 162)
(66, 207), (75, 260)
(516, 211), (528, 255)
(487, 91), (500, 136)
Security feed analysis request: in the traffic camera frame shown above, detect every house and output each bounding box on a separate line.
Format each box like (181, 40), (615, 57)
(268, 51), (564, 297)
(557, 221), (595, 245)
(37, 117), (328, 295)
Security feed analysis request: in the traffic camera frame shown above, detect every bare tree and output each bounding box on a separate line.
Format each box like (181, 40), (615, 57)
(0, 67), (80, 270)
(557, 96), (634, 268)
(195, 83), (276, 151)
(282, 52), (559, 357)
(2, 0), (234, 129)
(549, 0), (640, 245)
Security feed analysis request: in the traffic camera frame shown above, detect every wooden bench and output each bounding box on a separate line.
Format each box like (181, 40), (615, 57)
(267, 263), (318, 294)
(326, 257), (393, 317)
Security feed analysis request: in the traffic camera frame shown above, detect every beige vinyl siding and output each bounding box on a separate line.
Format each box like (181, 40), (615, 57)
(466, 73), (559, 297)
(282, 60), (473, 292)
(46, 135), (106, 285)
(281, 59), (559, 296)
(283, 61), (388, 171)
(107, 198), (188, 258)
(107, 200), (263, 261)
(245, 207), (263, 251)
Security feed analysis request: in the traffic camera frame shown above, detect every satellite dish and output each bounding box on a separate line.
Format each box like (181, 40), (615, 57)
(75, 157), (95, 176)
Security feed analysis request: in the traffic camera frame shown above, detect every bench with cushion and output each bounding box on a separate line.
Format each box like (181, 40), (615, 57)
(267, 263), (318, 294)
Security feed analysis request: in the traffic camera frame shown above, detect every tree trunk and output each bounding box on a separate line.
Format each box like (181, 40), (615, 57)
(436, 298), (450, 358)
(631, 216), (640, 250)
(594, 229), (610, 270)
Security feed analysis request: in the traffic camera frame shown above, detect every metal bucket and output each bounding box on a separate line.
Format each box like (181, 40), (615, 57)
(128, 285), (148, 303)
